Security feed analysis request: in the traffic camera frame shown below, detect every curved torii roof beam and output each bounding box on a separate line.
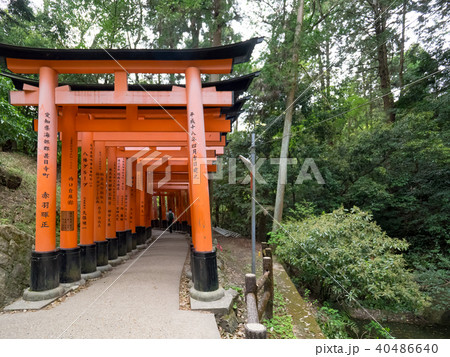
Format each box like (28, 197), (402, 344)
(0, 37), (263, 74)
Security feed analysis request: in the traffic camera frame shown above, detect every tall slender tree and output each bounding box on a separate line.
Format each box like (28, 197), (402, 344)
(272, 0), (305, 231)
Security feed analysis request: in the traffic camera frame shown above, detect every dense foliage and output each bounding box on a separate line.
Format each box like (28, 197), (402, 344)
(0, 74), (36, 154)
(270, 207), (429, 312)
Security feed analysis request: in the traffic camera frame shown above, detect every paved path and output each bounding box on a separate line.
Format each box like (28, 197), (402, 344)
(0, 230), (220, 338)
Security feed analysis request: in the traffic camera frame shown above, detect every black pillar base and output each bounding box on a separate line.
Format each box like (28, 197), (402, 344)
(95, 240), (109, 266)
(146, 226), (152, 240)
(106, 237), (118, 260)
(190, 244), (195, 283)
(136, 226), (146, 245)
(131, 233), (137, 250)
(125, 230), (132, 252)
(182, 221), (188, 232)
(162, 220), (168, 229)
(117, 231), (127, 256)
(79, 244), (97, 274)
(192, 250), (219, 292)
(30, 250), (60, 292)
(188, 225), (192, 235)
(59, 247), (81, 284)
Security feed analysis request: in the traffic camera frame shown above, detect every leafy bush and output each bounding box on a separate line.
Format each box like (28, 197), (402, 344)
(317, 303), (357, 339)
(363, 320), (393, 339)
(270, 207), (429, 312)
(407, 250), (450, 320)
(318, 303), (393, 339)
(0, 74), (37, 155)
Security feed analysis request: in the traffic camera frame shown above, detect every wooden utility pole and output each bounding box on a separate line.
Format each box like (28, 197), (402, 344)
(272, 0), (305, 232)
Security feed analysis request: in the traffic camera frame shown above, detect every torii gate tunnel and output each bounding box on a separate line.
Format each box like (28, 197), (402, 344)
(0, 38), (261, 302)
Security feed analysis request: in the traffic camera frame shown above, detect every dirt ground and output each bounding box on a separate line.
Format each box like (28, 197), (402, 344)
(179, 232), (269, 338)
(178, 231), (324, 339)
(214, 233), (265, 338)
(178, 232), (263, 338)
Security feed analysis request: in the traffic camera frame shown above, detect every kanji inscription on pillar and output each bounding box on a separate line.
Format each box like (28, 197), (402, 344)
(61, 211), (74, 231)
(189, 111), (200, 184)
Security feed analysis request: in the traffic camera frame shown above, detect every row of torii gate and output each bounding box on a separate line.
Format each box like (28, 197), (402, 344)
(0, 38), (261, 302)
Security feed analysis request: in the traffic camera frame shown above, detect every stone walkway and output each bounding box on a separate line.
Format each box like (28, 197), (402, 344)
(0, 230), (220, 338)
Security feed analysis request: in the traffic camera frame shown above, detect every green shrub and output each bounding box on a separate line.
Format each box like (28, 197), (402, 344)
(270, 207), (429, 312)
(318, 303), (394, 339)
(407, 249), (450, 318)
(317, 303), (357, 339)
(363, 320), (393, 339)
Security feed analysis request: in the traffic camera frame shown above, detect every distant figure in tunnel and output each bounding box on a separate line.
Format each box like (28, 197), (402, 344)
(167, 208), (174, 233)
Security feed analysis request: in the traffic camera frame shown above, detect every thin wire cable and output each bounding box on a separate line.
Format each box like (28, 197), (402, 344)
(56, 197), (199, 338)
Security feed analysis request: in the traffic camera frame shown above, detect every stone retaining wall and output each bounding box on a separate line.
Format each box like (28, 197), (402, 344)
(0, 225), (32, 307)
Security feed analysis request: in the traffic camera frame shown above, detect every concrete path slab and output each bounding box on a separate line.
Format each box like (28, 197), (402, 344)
(0, 230), (220, 339)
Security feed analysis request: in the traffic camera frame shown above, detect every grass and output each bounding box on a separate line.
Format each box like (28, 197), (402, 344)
(0, 151), (37, 236)
(263, 287), (296, 339)
(0, 151), (62, 243)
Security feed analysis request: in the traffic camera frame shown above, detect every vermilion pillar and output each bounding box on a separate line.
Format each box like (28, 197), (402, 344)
(147, 190), (153, 239)
(187, 159), (196, 246)
(28, 66), (62, 296)
(186, 66), (222, 298)
(169, 193), (175, 215)
(134, 170), (140, 230)
(160, 193), (167, 228)
(183, 190), (190, 229)
(80, 132), (98, 277)
(152, 195), (158, 228)
(144, 191), (152, 240)
(128, 162), (137, 250)
(124, 165), (132, 253)
(175, 191), (181, 231)
(94, 141), (110, 268)
(106, 147), (119, 260)
(136, 169), (147, 246)
(59, 106), (81, 284)
(179, 190), (187, 232)
(116, 157), (127, 257)
(139, 184), (146, 227)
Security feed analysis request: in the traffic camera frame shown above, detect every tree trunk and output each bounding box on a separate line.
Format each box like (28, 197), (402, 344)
(257, 212), (267, 242)
(399, 0), (406, 96)
(215, 202), (220, 227)
(325, 38), (330, 98)
(318, 51), (325, 92)
(272, 0), (305, 232)
(207, 0), (224, 213)
(373, 1), (395, 123)
(190, 17), (200, 48)
(210, 0), (223, 82)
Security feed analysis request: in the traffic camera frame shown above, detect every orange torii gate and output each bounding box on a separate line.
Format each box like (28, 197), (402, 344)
(0, 38), (261, 302)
